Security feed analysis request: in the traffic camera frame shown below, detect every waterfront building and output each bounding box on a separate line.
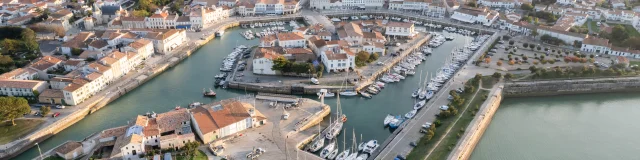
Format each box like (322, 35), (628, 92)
(125, 39), (155, 60)
(145, 9), (178, 29)
(556, 0), (576, 5)
(144, 29), (187, 54)
(0, 80), (48, 97)
(259, 34), (277, 47)
(98, 51), (130, 79)
(362, 42), (386, 55)
(388, 0), (431, 12)
(320, 50), (351, 72)
(38, 89), (64, 104)
(276, 32), (307, 48)
(235, 0), (301, 16)
(450, 7), (499, 26)
(425, 3), (447, 18)
(54, 141), (83, 160)
(385, 21), (416, 37)
(252, 47), (284, 75)
(478, 0), (516, 8)
(190, 100), (267, 144)
(120, 16), (146, 29)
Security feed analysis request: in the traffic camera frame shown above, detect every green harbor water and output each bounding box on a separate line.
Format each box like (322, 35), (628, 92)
(471, 93), (640, 160)
(14, 27), (473, 159)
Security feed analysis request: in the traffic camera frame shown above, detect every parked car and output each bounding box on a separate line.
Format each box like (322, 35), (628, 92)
(55, 105), (65, 109)
(410, 141), (417, 147)
(52, 112), (60, 117)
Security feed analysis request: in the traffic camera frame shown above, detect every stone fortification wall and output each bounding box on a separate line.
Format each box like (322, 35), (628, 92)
(503, 77), (640, 97)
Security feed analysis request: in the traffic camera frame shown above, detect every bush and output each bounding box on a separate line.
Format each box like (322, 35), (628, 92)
(496, 61), (503, 66)
(533, 61), (539, 65)
(508, 60), (515, 65)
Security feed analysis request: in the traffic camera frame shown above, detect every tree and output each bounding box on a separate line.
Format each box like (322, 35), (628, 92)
(509, 40), (515, 45)
(492, 72), (502, 79)
(622, 37), (640, 50)
(368, 53), (379, 62)
(611, 25), (629, 43)
(40, 106), (50, 117)
(0, 97), (31, 125)
(170, 0), (184, 14)
(496, 61), (503, 66)
(536, 46), (541, 51)
(132, 10), (151, 17)
(71, 48), (83, 56)
(504, 73), (514, 80)
(271, 56), (290, 71)
(523, 43), (529, 48)
(484, 57), (491, 64)
(521, 16), (532, 23)
(521, 3), (534, 11)
(466, 1), (477, 7)
(532, 29), (539, 37)
(316, 64), (325, 78)
(355, 51), (370, 67)
(529, 66), (538, 73)
(181, 141), (200, 158)
(529, 44), (535, 50)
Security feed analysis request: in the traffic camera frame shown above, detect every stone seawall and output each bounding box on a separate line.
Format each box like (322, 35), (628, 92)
(448, 86), (503, 160)
(503, 77), (640, 97)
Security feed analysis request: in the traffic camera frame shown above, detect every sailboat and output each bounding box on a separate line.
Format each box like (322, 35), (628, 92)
(411, 71), (423, 98)
(335, 130), (349, 160)
(320, 140), (336, 158)
(326, 85), (345, 140)
(346, 130), (358, 160)
(308, 124), (325, 152)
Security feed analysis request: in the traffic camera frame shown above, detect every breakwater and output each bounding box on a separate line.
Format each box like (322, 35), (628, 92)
(448, 86), (503, 160)
(503, 77), (640, 97)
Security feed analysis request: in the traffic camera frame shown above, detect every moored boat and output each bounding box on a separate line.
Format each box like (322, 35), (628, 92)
(405, 109), (417, 119)
(203, 88), (216, 97)
(414, 100), (426, 110)
(383, 114), (394, 126)
(339, 91), (358, 96)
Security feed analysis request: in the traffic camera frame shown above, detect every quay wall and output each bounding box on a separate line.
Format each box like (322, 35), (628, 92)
(503, 77), (640, 97)
(0, 16), (310, 159)
(448, 86), (503, 160)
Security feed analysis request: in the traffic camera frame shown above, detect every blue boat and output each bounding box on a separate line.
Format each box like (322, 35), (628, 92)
(389, 116), (405, 129)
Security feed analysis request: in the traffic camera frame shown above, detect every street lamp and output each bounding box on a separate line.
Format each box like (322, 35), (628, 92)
(36, 142), (43, 160)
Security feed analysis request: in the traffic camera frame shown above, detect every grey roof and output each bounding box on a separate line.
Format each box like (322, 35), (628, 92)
(100, 6), (121, 16)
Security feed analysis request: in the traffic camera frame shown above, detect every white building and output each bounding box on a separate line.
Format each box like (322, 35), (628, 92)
(478, 0), (516, 8)
(0, 68), (38, 80)
(144, 29), (187, 54)
(537, 26), (588, 44)
(581, 37), (611, 54)
(385, 22), (416, 37)
(0, 80), (48, 97)
(145, 10), (178, 29)
(556, 0), (576, 5)
(252, 47), (283, 75)
(312, 0), (383, 9)
(276, 32), (306, 48)
(604, 10), (638, 23)
(611, 0), (626, 9)
(450, 7), (499, 26)
(125, 39), (154, 60)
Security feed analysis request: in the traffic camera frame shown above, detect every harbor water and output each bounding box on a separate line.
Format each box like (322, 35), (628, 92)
(470, 93), (640, 160)
(14, 27), (473, 159)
